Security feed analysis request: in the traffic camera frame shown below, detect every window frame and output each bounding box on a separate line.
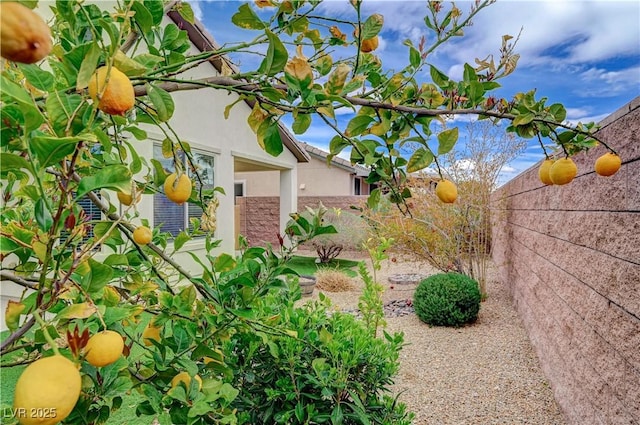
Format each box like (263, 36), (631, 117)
(152, 143), (216, 238)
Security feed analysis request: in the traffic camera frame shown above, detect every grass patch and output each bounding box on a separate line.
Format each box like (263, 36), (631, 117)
(287, 255), (360, 277)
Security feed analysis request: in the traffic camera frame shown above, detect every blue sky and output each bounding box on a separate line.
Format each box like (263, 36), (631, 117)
(190, 0), (640, 184)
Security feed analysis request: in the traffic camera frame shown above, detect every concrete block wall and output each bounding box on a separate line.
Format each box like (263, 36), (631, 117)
(236, 196), (368, 247)
(491, 97), (640, 424)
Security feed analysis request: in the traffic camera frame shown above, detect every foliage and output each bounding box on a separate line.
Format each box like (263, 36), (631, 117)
(309, 206), (369, 262)
(357, 238), (393, 336)
(0, 0), (612, 424)
(413, 273), (481, 327)
(285, 255), (359, 278)
(223, 286), (412, 425)
(366, 121), (525, 296)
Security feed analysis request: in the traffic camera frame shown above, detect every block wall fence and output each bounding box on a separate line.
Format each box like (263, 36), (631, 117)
(236, 196), (368, 247)
(490, 97), (639, 424)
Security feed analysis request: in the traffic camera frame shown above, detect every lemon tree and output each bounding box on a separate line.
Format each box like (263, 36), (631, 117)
(0, 1), (619, 424)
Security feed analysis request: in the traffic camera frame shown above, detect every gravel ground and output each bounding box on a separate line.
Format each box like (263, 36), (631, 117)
(305, 252), (566, 425)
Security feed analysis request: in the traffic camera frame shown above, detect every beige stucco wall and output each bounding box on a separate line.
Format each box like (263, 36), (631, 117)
(0, 2), (300, 329)
(491, 97), (640, 424)
(236, 155), (357, 197)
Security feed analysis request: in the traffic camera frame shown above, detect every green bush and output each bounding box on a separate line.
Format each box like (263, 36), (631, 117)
(223, 286), (414, 424)
(413, 273), (481, 327)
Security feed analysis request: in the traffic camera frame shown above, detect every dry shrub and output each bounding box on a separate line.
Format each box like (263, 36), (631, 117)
(315, 269), (355, 292)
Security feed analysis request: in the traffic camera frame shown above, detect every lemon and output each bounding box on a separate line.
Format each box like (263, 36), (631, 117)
(13, 355), (81, 425)
(142, 322), (161, 346)
(132, 226), (152, 245)
(548, 158), (578, 185)
(171, 371), (202, 391)
(594, 152), (621, 177)
(84, 330), (124, 367)
(0, 2), (52, 64)
(164, 173), (192, 205)
(88, 66), (135, 116)
(435, 179), (457, 203)
(360, 36), (379, 53)
(117, 191), (140, 206)
(538, 159), (555, 185)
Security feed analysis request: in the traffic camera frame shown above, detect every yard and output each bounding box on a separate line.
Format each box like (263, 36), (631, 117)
(301, 251), (565, 424)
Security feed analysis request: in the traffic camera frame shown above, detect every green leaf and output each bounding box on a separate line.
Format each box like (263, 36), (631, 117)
(177, 2), (195, 24)
(258, 30), (288, 76)
(0, 237), (19, 255)
(76, 165), (132, 199)
(76, 42), (102, 90)
(468, 81), (485, 104)
(367, 188), (381, 209)
(19, 65), (54, 91)
(262, 120), (284, 156)
(437, 127), (458, 155)
(45, 92), (83, 135)
(82, 259), (115, 294)
(161, 24), (180, 50)
(407, 148), (434, 173)
(147, 84), (175, 122)
(34, 198), (53, 232)
(361, 13), (383, 40)
(549, 103), (567, 122)
(292, 113), (312, 134)
(174, 232), (190, 251)
(140, 0), (163, 26)
(1, 74), (36, 105)
(56, 302), (98, 320)
(429, 65), (450, 90)
(29, 134), (81, 168)
(231, 3), (265, 29)
(409, 47), (421, 69)
(512, 112), (535, 127)
(0, 153), (30, 173)
(345, 115), (375, 137)
(463, 63), (478, 82)
(131, 1), (154, 33)
(114, 51), (148, 77)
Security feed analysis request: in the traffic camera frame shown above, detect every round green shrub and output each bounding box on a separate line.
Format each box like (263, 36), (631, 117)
(413, 272), (481, 327)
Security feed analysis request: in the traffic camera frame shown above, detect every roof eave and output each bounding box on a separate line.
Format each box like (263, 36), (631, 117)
(165, 4), (310, 163)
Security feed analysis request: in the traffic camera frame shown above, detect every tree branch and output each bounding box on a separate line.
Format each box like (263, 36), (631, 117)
(133, 76), (598, 139)
(0, 316), (36, 354)
(0, 270), (38, 290)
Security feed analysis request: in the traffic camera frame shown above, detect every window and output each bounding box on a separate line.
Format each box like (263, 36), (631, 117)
(234, 181), (245, 200)
(153, 145), (215, 237)
(354, 177), (361, 195)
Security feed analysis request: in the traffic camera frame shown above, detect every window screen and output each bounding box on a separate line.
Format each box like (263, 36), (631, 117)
(153, 145), (214, 237)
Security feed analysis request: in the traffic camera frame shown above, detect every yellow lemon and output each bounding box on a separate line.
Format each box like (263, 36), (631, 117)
(435, 179), (457, 203)
(538, 159), (555, 185)
(361, 36), (379, 53)
(13, 355), (81, 425)
(88, 66), (135, 116)
(170, 371), (202, 391)
(117, 191), (140, 206)
(84, 330), (124, 367)
(132, 226), (152, 245)
(0, 2), (52, 64)
(142, 322), (161, 346)
(548, 158), (578, 185)
(594, 152), (621, 177)
(164, 173), (192, 205)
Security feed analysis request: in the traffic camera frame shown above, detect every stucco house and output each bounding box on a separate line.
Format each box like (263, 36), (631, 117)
(0, 1), (310, 329)
(235, 142), (374, 198)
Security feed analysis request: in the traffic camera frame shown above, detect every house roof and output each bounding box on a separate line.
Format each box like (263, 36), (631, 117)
(298, 142), (370, 176)
(165, 2), (310, 163)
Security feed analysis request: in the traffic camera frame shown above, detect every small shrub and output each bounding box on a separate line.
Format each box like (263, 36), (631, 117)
(413, 272), (481, 327)
(315, 269), (354, 292)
